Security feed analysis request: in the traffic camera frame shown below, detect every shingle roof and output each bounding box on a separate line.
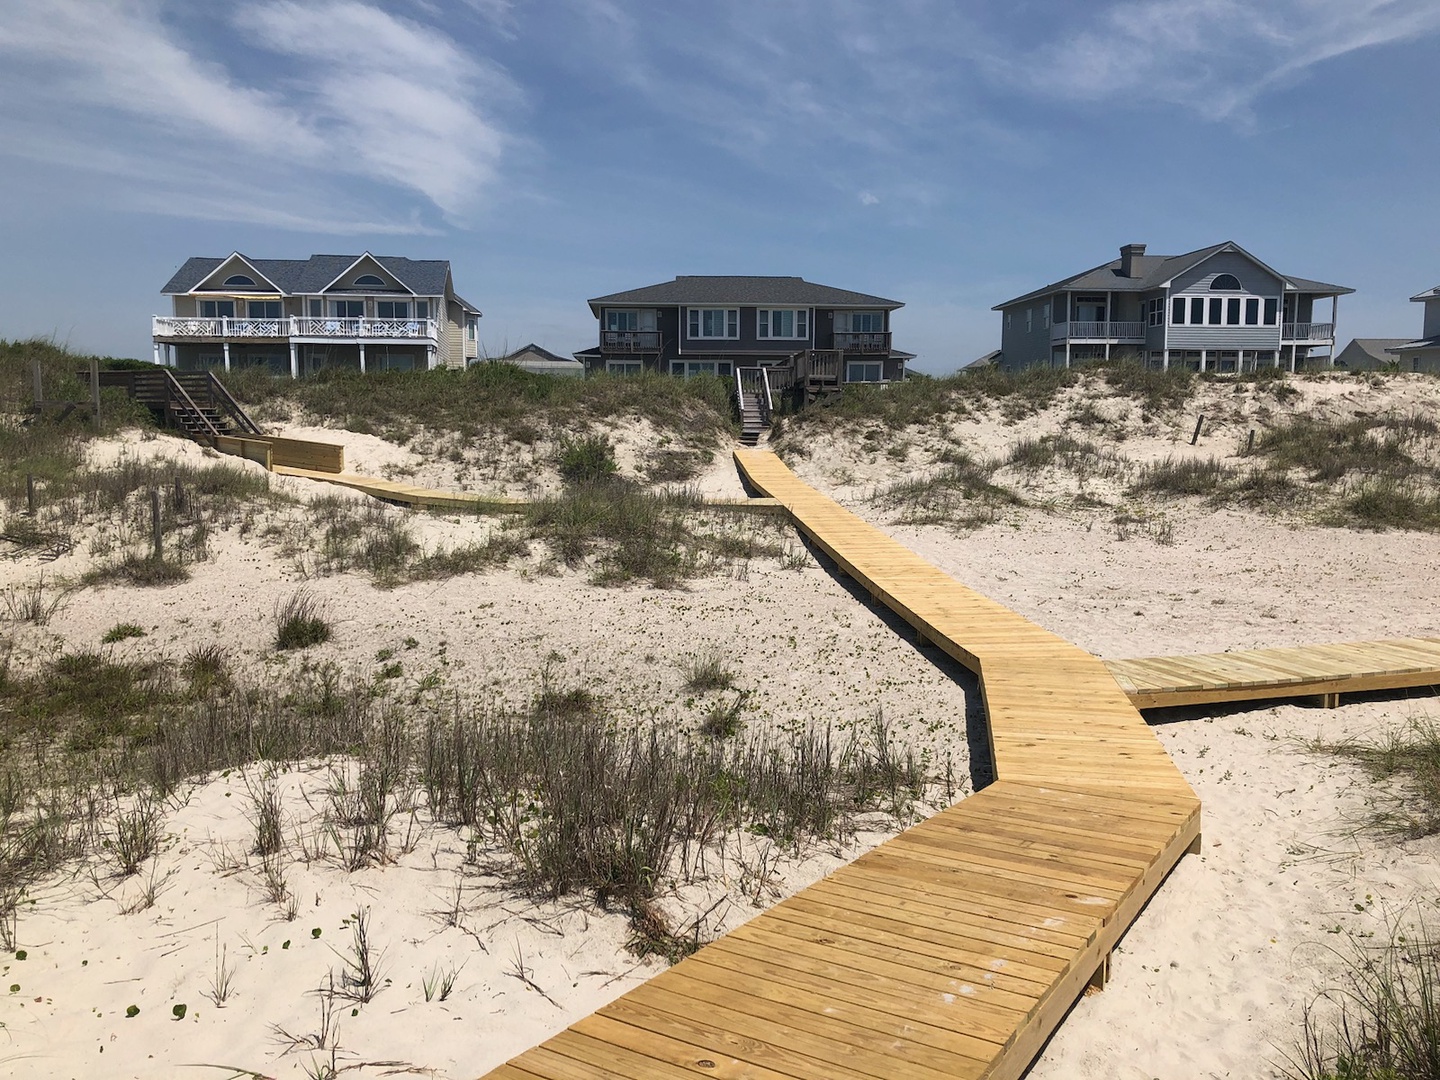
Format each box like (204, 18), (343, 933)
(1409, 285), (1440, 302)
(1389, 337), (1440, 352)
(993, 242), (1353, 310)
(161, 253), (466, 303)
(1339, 338), (1410, 363)
(500, 343), (579, 367)
(587, 276), (901, 314)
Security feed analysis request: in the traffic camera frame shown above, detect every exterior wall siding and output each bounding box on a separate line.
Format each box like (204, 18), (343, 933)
(1169, 251), (1283, 296)
(998, 300), (1054, 368)
(444, 300), (464, 369)
(1422, 299), (1440, 340)
(1168, 326), (1282, 349)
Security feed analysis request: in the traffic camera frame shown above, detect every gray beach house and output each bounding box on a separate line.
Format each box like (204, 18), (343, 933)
(574, 276), (912, 400)
(153, 252), (481, 376)
(1386, 284), (1440, 372)
(993, 242), (1352, 373)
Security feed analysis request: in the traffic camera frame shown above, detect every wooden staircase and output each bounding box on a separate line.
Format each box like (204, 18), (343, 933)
(734, 366), (774, 447)
(95, 368), (263, 442)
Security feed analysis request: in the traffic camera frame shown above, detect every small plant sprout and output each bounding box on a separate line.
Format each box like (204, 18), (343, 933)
(206, 938), (236, 1006)
(336, 908), (386, 1004)
(422, 961), (464, 1002)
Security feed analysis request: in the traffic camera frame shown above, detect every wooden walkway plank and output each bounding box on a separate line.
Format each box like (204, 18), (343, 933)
(475, 450), (1201, 1080)
(1108, 637), (1440, 708)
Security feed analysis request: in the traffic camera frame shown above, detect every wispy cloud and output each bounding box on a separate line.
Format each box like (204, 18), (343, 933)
(997, 0), (1440, 120)
(0, 0), (519, 232)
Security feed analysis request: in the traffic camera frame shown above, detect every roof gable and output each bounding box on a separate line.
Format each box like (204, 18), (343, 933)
(188, 252), (283, 294)
(320, 252), (412, 294)
(162, 253), (462, 299)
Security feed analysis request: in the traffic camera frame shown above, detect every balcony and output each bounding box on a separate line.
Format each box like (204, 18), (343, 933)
(1282, 322), (1335, 342)
(600, 330), (661, 352)
(152, 316), (439, 342)
(834, 331), (891, 353)
(1052, 321), (1146, 342)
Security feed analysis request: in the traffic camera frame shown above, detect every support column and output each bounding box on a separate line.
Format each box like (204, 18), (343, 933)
(289, 342), (299, 379)
(1162, 349), (1170, 371)
(1064, 342), (1071, 369)
(359, 343), (366, 374)
(153, 342), (162, 367)
(1199, 349), (1207, 373)
(223, 341), (231, 373)
(427, 346), (437, 371)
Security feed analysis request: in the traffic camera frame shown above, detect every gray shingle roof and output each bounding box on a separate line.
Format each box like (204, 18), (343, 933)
(1338, 338), (1410, 363)
(1390, 337), (1440, 352)
(1410, 285), (1440, 302)
(587, 276), (902, 314)
(161, 253), (466, 304)
(993, 242), (1353, 310)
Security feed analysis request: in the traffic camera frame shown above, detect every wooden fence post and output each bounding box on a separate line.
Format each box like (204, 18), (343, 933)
(90, 357), (101, 420)
(1246, 429), (1255, 454)
(1190, 415), (1205, 446)
(173, 475), (186, 515)
(150, 489), (163, 561)
(32, 362), (42, 409)
(26, 474), (36, 516)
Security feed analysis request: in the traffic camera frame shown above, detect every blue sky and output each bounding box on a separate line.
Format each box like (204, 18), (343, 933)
(1, 0), (1438, 374)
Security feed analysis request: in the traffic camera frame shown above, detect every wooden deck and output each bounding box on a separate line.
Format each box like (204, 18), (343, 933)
(1107, 637), (1440, 709)
(475, 450), (1200, 1080)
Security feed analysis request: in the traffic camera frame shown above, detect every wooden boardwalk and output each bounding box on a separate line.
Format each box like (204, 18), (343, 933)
(1107, 637), (1440, 710)
(271, 464), (527, 511)
(476, 450), (1200, 1080)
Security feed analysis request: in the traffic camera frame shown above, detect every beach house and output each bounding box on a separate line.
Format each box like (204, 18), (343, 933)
(574, 276), (912, 400)
(993, 241), (1352, 373)
(1386, 284), (1440, 372)
(152, 252), (481, 377)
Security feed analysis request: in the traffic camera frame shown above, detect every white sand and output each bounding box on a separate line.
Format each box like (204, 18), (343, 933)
(3, 373), (1440, 1078)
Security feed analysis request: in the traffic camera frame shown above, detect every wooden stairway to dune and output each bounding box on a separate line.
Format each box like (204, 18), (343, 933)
(474, 449), (1201, 1080)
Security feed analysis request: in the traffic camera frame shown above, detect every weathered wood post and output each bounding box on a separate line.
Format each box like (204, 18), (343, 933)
(1190, 414), (1205, 446)
(150, 489), (163, 561)
(1246, 429), (1255, 454)
(173, 475), (186, 515)
(89, 357), (101, 419)
(32, 362), (42, 409)
(26, 474), (36, 516)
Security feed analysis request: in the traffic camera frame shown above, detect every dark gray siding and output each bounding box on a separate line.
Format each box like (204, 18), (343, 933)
(998, 298), (1055, 369)
(1422, 299), (1440, 340)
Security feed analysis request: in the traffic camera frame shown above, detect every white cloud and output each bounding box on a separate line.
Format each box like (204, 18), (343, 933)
(998, 0), (1440, 120)
(859, 191), (880, 206)
(0, 0), (518, 232)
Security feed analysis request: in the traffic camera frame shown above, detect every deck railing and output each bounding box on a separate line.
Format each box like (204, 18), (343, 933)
(1282, 322), (1335, 341)
(153, 316), (439, 341)
(797, 349), (841, 382)
(1053, 320), (1146, 341)
(833, 331), (891, 353)
(599, 330), (661, 352)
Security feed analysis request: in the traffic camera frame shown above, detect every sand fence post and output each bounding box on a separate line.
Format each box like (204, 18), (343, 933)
(151, 488), (163, 561)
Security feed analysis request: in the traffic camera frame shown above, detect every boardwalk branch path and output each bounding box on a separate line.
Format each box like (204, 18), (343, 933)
(476, 450), (1201, 1080)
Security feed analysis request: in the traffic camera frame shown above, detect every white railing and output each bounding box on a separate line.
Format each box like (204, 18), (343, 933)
(153, 316), (439, 341)
(1053, 321), (1146, 341)
(1282, 322), (1334, 341)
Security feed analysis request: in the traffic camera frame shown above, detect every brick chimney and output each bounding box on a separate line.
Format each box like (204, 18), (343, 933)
(1120, 243), (1147, 278)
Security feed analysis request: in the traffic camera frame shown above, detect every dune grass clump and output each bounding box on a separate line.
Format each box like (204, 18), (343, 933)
(682, 648), (736, 693)
(1256, 416), (1427, 483)
(1311, 717), (1440, 840)
(555, 433), (618, 485)
(875, 450), (1022, 527)
(1285, 923), (1440, 1080)
(1130, 455), (1234, 497)
(274, 589), (332, 651)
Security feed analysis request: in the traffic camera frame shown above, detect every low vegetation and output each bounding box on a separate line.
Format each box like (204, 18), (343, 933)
(274, 588), (332, 650)
(874, 450), (1023, 528)
(1311, 717), (1440, 840)
(0, 644), (933, 958)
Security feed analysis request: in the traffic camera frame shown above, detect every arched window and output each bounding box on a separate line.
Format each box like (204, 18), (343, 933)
(223, 274), (256, 287)
(354, 274), (386, 286)
(1209, 274), (1241, 291)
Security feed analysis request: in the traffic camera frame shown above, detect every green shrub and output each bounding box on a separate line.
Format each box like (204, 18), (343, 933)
(274, 589), (332, 650)
(101, 623), (146, 644)
(556, 433), (618, 485)
(1130, 456), (1234, 497)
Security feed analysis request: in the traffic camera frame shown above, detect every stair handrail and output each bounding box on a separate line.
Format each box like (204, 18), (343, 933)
(203, 372), (263, 435)
(759, 366), (773, 423)
(162, 369), (222, 441)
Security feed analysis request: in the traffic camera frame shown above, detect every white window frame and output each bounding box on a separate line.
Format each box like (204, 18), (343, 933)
(376, 300), (410, 319)
(757, 309), (809, 339)
(1148, 297), (1165, 327)
(847, 360), (884, 383)
(687, 308), (738, 340)
(605, 309), (638, 332)
(606, 360), (643, 375)
(845, 311), (885, 333)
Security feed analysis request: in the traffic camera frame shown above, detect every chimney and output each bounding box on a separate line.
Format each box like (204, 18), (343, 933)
(1120, 243), (1146, 278)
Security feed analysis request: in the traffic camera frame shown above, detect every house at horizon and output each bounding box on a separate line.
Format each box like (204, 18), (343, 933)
(993, 242), (1352, 374)
(573, 276), (912, 398)
(491, 343), (585, 378)
(1386, 284), (1440, 372)
(1334, 338), (1410, 370)
(152, 252), (481, 377)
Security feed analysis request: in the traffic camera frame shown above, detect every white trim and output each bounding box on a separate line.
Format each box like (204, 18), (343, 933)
(757, 308), (810, 340)
(686, 307), (739, 340)
(318, 252), (416, 295)
(846, 360), (884, 383)
(188, 252), (284, 295)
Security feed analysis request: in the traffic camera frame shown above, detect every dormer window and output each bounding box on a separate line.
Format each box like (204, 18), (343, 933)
(1209, 274), (1242, 291)
(223, 275), (256, 287)
(354, 274), (386, 287)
